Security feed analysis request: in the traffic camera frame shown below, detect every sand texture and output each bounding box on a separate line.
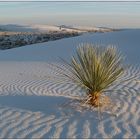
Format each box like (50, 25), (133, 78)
(0, 29), (140, 138)
(0, 62), (139, 139)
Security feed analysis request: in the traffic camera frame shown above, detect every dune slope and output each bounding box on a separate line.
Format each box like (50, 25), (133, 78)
(0, 29), (140, 138)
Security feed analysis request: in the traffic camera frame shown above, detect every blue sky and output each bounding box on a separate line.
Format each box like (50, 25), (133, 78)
(0, 2), (140, 28)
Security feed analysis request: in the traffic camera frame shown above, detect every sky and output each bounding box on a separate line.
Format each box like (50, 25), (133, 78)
(0, 2), (140, 28)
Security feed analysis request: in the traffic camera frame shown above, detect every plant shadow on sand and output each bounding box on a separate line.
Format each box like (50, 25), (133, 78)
(0, 95), (67, 114)
(0, 95), (121, 120)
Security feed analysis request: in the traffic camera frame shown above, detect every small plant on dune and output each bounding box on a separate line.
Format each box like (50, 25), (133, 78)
(53, 43), (125, 108)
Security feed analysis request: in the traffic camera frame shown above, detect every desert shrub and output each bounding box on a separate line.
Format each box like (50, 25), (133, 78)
(53, 43), (125, 108)
(0, 37), (4, 41)
(15, 39), (26, 46)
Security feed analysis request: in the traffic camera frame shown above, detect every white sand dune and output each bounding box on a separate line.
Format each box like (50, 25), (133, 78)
(0, 24), (113, 33)
(0, 24), (61, 32)
(0, 29), (140, 138)
(0, 29), (140, 65)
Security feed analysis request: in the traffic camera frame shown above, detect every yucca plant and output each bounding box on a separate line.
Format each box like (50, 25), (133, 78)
(52, 43), (125, 107)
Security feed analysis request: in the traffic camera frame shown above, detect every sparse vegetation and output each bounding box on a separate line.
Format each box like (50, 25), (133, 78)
(0, 32), (80, 50)
(54, 43), (125, 108)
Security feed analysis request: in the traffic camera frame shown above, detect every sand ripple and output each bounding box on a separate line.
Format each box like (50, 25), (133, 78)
(0, 62), (139, 138)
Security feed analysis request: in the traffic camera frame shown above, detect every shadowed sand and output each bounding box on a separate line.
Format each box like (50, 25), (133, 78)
(0, 62), (139, 138)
